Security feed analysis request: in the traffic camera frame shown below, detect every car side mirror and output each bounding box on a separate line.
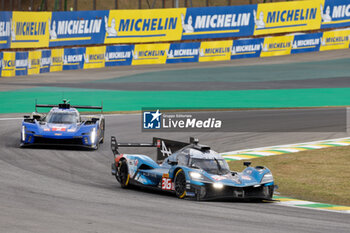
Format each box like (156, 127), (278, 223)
(243, 161), (251, 167)
(168, 160), (178, 166)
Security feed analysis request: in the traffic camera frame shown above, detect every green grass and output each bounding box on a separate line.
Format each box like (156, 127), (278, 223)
(1, 87), (350, 114)
(228, 146), (350, 206)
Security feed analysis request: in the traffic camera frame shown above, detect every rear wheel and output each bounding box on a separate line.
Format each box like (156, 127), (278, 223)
(174, 169), (186, 199)
(118, 160), (130, 188)
(100, 120), (105, 144)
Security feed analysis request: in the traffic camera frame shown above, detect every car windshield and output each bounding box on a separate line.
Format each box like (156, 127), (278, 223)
(189, 158), (230, 175)
(46, 112), (77, 124)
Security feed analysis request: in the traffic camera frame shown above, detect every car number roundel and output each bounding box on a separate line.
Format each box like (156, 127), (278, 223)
(161, 174), (174, 191)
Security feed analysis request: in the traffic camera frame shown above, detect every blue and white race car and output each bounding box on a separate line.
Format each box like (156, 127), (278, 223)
(111, 137), (276, 201)
(21, 100), (105, 149)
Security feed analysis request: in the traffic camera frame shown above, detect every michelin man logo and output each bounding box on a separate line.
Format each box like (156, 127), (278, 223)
(181, 14), (194, 33)
(199, 48), (205, 57)
(261, 43), (268, 52)
(292, 40), (298, 49)
(231, 46), (236, 55)
(84, 53), (89, 63)
(132, 50), (138, 60)
(105, 16), (118, 37)
(143, 109), (162, 129)
(166, 49), (174, 58)
(253, 10), (265, 29)
(320, 4), (332, 23)
(10, 18), (15, 41)
(48, 18), (57, 40)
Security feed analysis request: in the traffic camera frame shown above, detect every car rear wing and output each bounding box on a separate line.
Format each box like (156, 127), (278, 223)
(35, 99), (103, 113)
(111, 136), (191, 163)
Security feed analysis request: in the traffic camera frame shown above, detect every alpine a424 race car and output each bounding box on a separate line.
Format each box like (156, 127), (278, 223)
(20, 100), (105, 149)
(111, 137), (276, 200)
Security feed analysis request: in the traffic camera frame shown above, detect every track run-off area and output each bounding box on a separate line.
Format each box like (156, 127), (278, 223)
(1, 50), (350, 233)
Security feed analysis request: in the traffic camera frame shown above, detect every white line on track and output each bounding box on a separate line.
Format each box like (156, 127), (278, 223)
(0, 117), (23, 121)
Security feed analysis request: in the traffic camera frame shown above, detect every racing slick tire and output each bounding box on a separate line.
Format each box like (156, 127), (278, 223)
(118, 159), (130, 189)
(174, 169), (187, 199)
(100, 120), (105, 144)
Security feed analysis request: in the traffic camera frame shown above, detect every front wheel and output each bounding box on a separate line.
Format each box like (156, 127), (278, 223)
(117, 160), (130, 188)
(174, 169), (187, 199)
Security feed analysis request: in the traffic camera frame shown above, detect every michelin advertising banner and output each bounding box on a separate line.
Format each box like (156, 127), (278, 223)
(83, 46), (106, 69)
(198, 40), (232, 62)
(181, 5), (256, 40)
(320, 29), (350, 51)
(11, 11), (51, 48)
(321, 0), (350, 29)
(166, 42), (200, 64)
(253, 1), (321, 36)
(50, 48), (64, 72)
(15, 51), (28, 76)
(260, 35), (294, 57)
(291, 32), (322, 54)
(63, 47), (85, 70)
(40, 50), (51, 73)
(49, 11), (108, 47)
(132, 43), (170, 65)
(0, 12), (11, 49)
(105, 45), (134, 66)
(2, 1), (350, 49)
(1, 52), (15, 77)
(105, 8), (185, 44)
(2, 27), (350, 78)
(231, 38), (264, 59)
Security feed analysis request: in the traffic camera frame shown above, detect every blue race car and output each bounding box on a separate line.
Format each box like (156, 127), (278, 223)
(21, 100), (105, 149)
(111, 137), (276, 201)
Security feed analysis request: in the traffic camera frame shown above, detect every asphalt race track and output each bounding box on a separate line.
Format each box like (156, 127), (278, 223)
(1, 50), (350, 233)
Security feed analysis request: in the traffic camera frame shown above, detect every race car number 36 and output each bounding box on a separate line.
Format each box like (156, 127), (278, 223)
(161, 176), (174, 191)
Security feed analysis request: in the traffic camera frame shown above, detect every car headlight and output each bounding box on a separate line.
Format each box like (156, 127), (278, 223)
(21, 126), (26, 141)
(190, 172), (202, 179)
(90, 128), (96, 143)
(213, 183), (224, 189)
(189, 172), (212, 183)
(261, 172), (273, 183)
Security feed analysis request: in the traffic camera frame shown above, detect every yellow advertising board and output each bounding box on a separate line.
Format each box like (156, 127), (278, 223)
(132, 43), (170, 65)
(27, 50), (41, 75)
(105, 8), (186, 44)
(254, 1), (322, 36)
(11, 11), (51, 48)
(198, 40), (232, 62)
(1, 52), (16, 77)
(320, 29), (350, 51)
(260, 35), (294, 57)
(50, 48), (64, 72)
(83, 46), (106, 69)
